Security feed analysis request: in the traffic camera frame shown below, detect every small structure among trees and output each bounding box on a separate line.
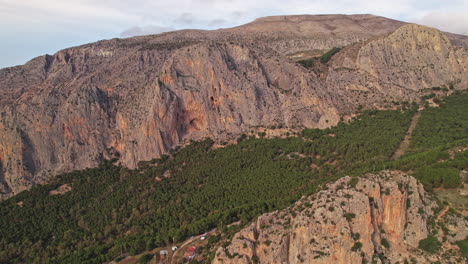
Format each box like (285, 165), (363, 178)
(184, 246), (197, 261)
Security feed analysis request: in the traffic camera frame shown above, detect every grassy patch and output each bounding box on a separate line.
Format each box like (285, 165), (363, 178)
(418, 235), (441, 253)
(456, 237), (468, 258)
(319, 47), (341, 64)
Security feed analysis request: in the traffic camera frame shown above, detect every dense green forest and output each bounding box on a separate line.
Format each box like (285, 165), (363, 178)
(0, 92), (466, 263)
(410, 91), (468, 151)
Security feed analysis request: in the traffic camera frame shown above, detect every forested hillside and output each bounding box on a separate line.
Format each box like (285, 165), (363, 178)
(0, 92), (467, 264)
(410, 92), (468, 151)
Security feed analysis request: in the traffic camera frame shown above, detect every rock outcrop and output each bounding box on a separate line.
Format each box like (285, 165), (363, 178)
(212, 171), (467, 264)
(0, 15), (467, 199)
(322, 24), (468, 115)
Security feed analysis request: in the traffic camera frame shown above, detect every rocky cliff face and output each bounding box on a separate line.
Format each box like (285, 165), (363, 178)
(212, 171), (467, 264)
(0, 41), (337, 198)
(226, 14), (407, 55)
(0, 15), (467, 199)
(325, 24), (468, 114)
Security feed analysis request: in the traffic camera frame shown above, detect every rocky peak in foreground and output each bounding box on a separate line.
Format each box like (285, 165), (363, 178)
(213, 171), (467, 264)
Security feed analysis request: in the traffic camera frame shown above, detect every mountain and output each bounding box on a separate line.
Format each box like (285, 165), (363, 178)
(212, 171), (467, 264)
(0, 86), (466, 263)
(0, 14), (467, 200)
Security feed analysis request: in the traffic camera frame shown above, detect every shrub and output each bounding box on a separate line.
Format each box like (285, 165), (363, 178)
(344, 213), (356, 221)
(138, 254), (153, 264)
(351, 242), (362, 252)
(207, 234), (221, 247)
(455, 237), (468, 258)
(441, 169), (462, 188)
(418, 235), (441, 253)
(237, 133), (247, 143)
(298, 59), (314, 69)
(351, 233), (360, 241)
(320, 47), (341, 64)
(348, 177), (359, 188)
(381, 238), (390, 249)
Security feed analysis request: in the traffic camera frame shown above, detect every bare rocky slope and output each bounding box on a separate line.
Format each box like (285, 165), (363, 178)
(212, 171), (467, 264)
(0, 15), (467, 199)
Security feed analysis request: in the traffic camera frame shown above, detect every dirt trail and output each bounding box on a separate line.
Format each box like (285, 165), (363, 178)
(170, 236), (198, 264)
(437, 205), (450, 222)
(171, 229), (216, 264)
(392, 111), (421, 160)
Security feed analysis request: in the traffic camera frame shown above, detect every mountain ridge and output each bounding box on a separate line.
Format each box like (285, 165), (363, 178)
(0, 14), (467, 199)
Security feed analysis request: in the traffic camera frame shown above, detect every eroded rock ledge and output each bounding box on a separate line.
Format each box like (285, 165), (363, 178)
(213, 171), (467, 264)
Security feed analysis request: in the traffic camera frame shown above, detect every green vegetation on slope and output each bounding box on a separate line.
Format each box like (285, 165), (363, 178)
(410, 90), (468, 151)
(399, 91), (468, 190)
(456, 237), (468, 258)
(413, 167), (461, 190)
(297, 58), (314, 68)
(297, 47), (341, 68)
(0, 91), (467, 263)
(319, 47), (341, 64)
(418, 235), (441, 253)
(0, 110), (412, 263)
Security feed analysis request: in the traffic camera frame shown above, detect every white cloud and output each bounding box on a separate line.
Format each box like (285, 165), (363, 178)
(414, 12), (468, 35)
(2, 0), (466, 34)
(0, 0), (135, 27)
(120, 25), (176, 37)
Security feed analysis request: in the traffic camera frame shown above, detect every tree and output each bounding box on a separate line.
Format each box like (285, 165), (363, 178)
(418, 235), (441, 253)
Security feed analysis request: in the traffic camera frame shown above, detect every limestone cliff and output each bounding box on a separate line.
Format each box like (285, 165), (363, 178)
(0, 15), (467, 199)
(212, 171), (467, 264)
(326, 24), (468, 114)
(0, 41), (336, 198)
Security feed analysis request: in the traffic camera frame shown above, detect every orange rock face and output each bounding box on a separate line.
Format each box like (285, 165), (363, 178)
(212, 171), (447, 264)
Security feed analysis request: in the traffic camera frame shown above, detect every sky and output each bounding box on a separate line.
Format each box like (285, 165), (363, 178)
(0, 0), (467, 69)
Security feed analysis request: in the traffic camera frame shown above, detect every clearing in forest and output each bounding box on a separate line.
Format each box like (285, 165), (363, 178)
(392, 111), (421, 160)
